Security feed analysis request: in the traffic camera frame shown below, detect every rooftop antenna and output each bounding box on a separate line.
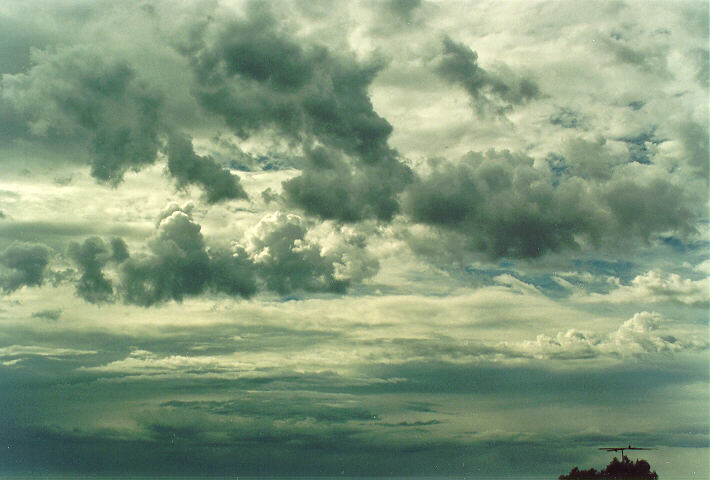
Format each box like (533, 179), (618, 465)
(598, 444), (655, 460)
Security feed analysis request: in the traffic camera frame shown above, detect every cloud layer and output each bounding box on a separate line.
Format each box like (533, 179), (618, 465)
(0, 1), (707, 478)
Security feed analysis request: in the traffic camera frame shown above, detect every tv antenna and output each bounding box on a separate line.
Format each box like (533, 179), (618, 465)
(598, 444), (655, 459)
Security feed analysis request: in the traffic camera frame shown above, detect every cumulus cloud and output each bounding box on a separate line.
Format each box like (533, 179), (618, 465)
(184, 3), (392, 162)
(506, 312), (707, 360)
(181, 3), (412, 221)
(237, 211), (379, 294)
(282, 146), (412, 222)
(435, 36), (540, 116)
(66, 207), (378, 306)
(119, 208), (256, 306)
(403, 150), (599, 258)
(584, 270), (710, 307)
(2, 45), (162, 184)
(0, 241), (51, 292)
(403, 147), (698, 259)
(68, 236), (129, 303)
(2, 45), (253, 203)
(167, 134), (248, 203)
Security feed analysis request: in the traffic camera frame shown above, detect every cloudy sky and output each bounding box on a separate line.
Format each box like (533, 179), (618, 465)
(0, 0), (708, 478)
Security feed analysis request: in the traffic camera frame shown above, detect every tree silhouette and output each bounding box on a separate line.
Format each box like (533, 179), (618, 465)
(559, 455), (658, 480)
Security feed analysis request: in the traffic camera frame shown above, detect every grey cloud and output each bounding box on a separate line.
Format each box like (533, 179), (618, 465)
(618, 130), (658, 165)
(120, 209), (255, 306)
(162, 393), (375, 423)
(66, 206), (378, 305)
(183, 3), (412, 221)
(404, 150), (598, 258)
(690, 47), (709, 87)
(2, 46), (162, 184)
(379, 420), (441, 427)
(238, 211), (378, 294)
(1, 418), (701, 477)
(404, 148), (698, 259)
(31, 309), (62, 321)
(384, 0), (422, 21)
(602, 177), (696, 239)
(167, 134), (248, 203)
(186, 3), (392, 161)
(2, 43), (256, 202)
(68, 237), (128, 304)
(0, 242), (51, 292)
(357, 360), (708, 404)
(369, 0), (423, 32)
(550, 107), (587, 130)
(599, 31), (669, 75)
(561, 137), (623, 180)
(436, 36), (540, 116)
(676, 120), (709, 178)
(110, 237), (130, 263)
(0, 14), (49, 75)
(282, 146), (412, 222)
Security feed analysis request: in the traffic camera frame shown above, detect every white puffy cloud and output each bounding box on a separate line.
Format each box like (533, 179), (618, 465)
(583, 270), (710, 307)
(506, 312), (707, 360)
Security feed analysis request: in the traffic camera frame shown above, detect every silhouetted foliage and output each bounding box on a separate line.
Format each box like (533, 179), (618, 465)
(560, 456), (658, 480)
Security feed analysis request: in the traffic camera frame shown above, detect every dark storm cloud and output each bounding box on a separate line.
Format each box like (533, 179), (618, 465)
(404, 150), (597, 258)
(68, 237), (128, 303)
(282, 146), (412, 222)
(2, 46), (162, 184)
(3, 45), (250, 204)
(167, 134), (248, 203)
(183, 3), (412, 221)
(404, 148), (698, 259)
(0, 242), (51, 292)
(119, 208), (256, 306)
(436, 36), (540, 116)
(186, 3), (392, 161)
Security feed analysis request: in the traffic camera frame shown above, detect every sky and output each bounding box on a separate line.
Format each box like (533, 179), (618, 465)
(0, 0), (708, 478)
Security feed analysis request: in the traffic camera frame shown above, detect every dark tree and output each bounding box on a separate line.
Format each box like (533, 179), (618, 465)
(560, 456), (658, 480)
